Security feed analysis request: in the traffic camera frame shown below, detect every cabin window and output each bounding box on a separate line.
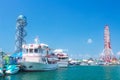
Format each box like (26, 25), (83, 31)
(23, 49), (28, 53)
(34, 49), (38, 53)
(39, 49), (43, 53)
(29, 49), (33, 53)
(26, 49), (28, 53)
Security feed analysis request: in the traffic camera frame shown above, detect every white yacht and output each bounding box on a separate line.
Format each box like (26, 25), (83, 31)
(20, 38), (58, 71)
(53, 49), (69, 68)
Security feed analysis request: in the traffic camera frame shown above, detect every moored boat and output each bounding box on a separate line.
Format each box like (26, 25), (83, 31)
(5, 65), (20, 74)
(0, 65), (19, 76)
(53, 49), (69, 68)
(0, 51), (19, 75)
(20, 37), (58, 71)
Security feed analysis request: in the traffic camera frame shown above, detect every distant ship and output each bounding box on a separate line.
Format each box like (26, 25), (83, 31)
(53, 49), (69, 68)
(20, 38), (58, 71)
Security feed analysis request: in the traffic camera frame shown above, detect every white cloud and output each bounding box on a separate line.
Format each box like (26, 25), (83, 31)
(117, 51), (120, 56)
(87, 38), (93, 44)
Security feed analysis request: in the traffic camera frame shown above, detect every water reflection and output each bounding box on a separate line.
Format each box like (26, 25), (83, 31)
(21, 71), (57, 80)
(55, 68), (69, 80)
(102, 66), (120, 80)
(103, 66), (113, 80)
(1, 66), (120, 80)
(0, 75), (15, 80)
(1, 74), (21, 80)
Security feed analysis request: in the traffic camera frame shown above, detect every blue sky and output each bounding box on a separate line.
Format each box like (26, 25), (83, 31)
(0, 0), (120, 59)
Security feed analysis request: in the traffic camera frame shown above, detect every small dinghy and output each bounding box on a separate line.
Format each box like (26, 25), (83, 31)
(5, 65), (20, 74)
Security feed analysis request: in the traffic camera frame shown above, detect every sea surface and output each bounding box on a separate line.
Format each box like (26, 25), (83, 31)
(1, 65), (120, 80)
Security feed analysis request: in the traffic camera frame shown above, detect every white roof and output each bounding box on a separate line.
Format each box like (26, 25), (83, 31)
(40, 43), (48, 47)
(53, 49), (68, 56)
(22, 43), (49, 49)
(53, 49), (63, 53)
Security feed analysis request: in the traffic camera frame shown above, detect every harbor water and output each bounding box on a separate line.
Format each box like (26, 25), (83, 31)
(1, 65), (120, 80)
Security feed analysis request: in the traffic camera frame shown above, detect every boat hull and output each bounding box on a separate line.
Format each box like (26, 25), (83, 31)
(0, 65), (19, 75)
(20, 62), (58, 71)
(5, 65), (20, 74)
(57, 61), (68, 68)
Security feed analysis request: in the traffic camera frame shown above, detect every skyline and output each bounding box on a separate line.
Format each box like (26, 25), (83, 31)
(0, 0), (120, 59)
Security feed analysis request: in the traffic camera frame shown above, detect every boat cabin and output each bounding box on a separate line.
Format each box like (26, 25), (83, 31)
(22, 43), (49, 63)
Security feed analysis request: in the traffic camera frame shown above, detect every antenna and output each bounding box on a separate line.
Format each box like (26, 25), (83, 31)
(34, 36), (40, 44)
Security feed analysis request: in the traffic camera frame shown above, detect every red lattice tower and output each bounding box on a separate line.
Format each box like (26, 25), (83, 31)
(101, 25), (114, 62)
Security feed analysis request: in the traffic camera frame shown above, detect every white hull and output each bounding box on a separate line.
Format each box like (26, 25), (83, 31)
(57, 60), (68, 68)
(6, 69), (19, 74)
(0, 65), (19, 75)
(21, 62), (58, 71)
(6, 68), (20, 74)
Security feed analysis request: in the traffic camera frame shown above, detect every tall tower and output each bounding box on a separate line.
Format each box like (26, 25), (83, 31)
(15, 15), (27, 53)
(101, 25), (114, 62)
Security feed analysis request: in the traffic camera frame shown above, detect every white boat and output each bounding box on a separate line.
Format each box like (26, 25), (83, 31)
(0, 52), (19, 75)
(5, 65), (20, 74)
(53, 49), (69, 68)
(0, 65), (19, 76)
(20, 38), (58, 71)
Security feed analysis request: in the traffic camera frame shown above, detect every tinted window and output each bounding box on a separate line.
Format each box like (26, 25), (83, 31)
(34, 49), (38, 53)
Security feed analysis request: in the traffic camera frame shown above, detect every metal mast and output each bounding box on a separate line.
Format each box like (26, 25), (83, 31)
(101, 25), (114, 62)
(15, 15), (27, 53)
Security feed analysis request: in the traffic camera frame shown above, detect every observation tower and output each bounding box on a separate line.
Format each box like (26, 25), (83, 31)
(15, 15), (27, 53)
